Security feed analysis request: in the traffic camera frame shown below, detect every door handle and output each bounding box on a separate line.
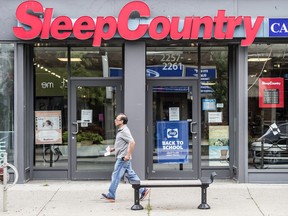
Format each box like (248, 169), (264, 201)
(190, 122), (197, 134)
(72, 121), (79, 135)
(72, 120), (87, 134)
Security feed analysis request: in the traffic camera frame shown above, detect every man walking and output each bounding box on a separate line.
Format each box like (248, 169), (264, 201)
(101, 113), (150, 202)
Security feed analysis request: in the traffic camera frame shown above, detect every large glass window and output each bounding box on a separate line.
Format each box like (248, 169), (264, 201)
(248, 44), (288, 169)
(0, 44), (14, 164)
(71, 47), (123, 77)
(200, 46), (229, 167)
(146, 45), (230, 168)
(34, 47), (68, 168)
(146, 46), (198, 77)
(33, 46), (123, 170)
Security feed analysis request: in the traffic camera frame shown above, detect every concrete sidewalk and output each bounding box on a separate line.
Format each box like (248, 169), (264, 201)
(1, 180), (288, 216)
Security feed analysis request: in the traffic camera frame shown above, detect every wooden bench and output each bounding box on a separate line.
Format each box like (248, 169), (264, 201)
(130, 172), (217, 210)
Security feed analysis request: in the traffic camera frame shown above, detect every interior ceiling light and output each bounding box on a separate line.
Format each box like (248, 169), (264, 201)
(248, 58), (271, 62)
(57, 58), (82, 62)
(201, 82), (216, 86)
(147, 51), (183, 55)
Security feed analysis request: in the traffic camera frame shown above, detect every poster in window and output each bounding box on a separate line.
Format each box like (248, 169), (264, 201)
(35, 111), (62, 144)
(156, 121), (189, 164)
(202, 99), (216, 110)
(259, 78), (284, 108)
(169, 107), (180, 121)
(208, 125), (229, 166)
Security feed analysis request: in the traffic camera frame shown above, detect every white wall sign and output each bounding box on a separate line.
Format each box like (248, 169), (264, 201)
(208, 112), (222, 123)
(81, 109), (93, 127)
(169, 107), (180, 121)
(81, 110), (93, 123)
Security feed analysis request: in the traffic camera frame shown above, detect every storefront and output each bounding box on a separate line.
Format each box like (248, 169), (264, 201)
(1, 0), (288, 183)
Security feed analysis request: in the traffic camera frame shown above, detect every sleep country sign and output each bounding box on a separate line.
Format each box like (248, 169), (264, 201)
(13, 1), (264, 46)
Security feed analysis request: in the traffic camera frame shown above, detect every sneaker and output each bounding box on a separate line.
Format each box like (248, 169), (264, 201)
(140, 188), (151, 201)
(101, 193), (115, 202)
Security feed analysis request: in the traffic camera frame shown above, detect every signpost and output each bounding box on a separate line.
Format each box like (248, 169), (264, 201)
(0, 151), (19, 212)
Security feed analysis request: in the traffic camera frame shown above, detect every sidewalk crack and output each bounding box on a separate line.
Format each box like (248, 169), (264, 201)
(36, 184), (63, 216)
(247, 187), (265, 216)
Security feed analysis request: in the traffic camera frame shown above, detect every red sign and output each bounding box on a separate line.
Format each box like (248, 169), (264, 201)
(259, 78), (284, 108)
(13, 1), (264, 47)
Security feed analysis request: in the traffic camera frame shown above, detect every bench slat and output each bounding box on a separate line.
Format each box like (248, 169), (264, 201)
(139, 179), (202, 186)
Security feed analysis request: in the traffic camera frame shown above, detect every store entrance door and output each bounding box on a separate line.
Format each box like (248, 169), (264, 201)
(70, 79), (122, 179)
(147, 79), (200, 179)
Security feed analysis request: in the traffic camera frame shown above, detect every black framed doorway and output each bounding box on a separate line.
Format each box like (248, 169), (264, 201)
(70, 79), (122, 179)
(146, 78), (201, 179)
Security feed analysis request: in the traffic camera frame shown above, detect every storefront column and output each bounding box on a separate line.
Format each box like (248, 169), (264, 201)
(124, 42), (146, 179)
(235, 46), (249, 183)
(14, 44), (25, 183)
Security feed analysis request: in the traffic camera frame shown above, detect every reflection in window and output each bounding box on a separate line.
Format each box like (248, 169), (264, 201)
(71, 47), (123, 77)
(34, 47), (68, 168)
(75, 86), (117, 171)
(146, 45), (229, 167)
(248, 44), (288, 169)
(0, 44), (14, 164)
(146, 46), (198, 77)
(200, 46), (229, 167)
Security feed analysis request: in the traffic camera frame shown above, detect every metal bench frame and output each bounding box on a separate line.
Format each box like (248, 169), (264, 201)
(130, 172), (217, 210)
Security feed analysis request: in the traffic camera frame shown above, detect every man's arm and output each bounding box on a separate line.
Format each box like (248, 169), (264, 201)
(124, 139), (135, 161)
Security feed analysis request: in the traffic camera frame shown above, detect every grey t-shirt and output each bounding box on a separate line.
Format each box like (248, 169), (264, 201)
(114, 125), (134, 159)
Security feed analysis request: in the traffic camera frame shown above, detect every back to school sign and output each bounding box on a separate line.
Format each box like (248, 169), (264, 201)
(156, 121), (189, 164)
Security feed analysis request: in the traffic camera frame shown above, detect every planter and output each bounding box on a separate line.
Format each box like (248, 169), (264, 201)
(81, 140), (93, 146)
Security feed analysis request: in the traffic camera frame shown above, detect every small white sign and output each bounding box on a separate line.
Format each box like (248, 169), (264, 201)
(208, 112), (222, 123)
(169, 107), (180, 121)
(81, 122), (89, 127)
(216, 103), (224, 108)
(81, 110), (93, 123)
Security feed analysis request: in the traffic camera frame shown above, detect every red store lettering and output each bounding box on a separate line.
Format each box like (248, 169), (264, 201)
(13, 0), (264, 47)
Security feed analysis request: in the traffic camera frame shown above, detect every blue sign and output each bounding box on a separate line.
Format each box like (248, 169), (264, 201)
(109, 67), (123, 77)
(147, 65), (183, 77)
(186, 66), (217, 93)
(156, 121), (189, 164)
(109, 66), (217, 94)
(202, 99), (216, 110)
(269, 18), (288, 37)
(146, 65), (217, 93)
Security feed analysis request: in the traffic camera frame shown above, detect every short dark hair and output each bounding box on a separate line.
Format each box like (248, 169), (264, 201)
(118, 113), (128, 124)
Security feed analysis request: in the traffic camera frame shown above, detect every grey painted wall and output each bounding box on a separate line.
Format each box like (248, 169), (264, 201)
(14, 44), (25, 183)
(235, 46), (248, 183)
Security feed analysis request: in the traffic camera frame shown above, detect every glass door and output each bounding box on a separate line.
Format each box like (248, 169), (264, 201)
(70, 79), (122, 179)
(147, 79), (200, 179)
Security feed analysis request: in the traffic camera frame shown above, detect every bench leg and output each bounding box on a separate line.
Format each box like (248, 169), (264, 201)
(198, 185), (210, 209)
(131, 186), (144, 210)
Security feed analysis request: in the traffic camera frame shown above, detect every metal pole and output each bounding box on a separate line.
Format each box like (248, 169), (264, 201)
(2, 152), (8, 212)
(1, 152), (19, 212)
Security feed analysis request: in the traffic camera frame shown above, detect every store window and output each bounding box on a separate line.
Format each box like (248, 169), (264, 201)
(0, 44), (14, 164)
(248, 44), (288, 169)
(146, 45), (229, 167)
(33, 46), (123, 169)
(34, 47), (68, 168)
(71, 47), (123, 77)
(146, 46), (198, 77)
(200, 46), (229, 167)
